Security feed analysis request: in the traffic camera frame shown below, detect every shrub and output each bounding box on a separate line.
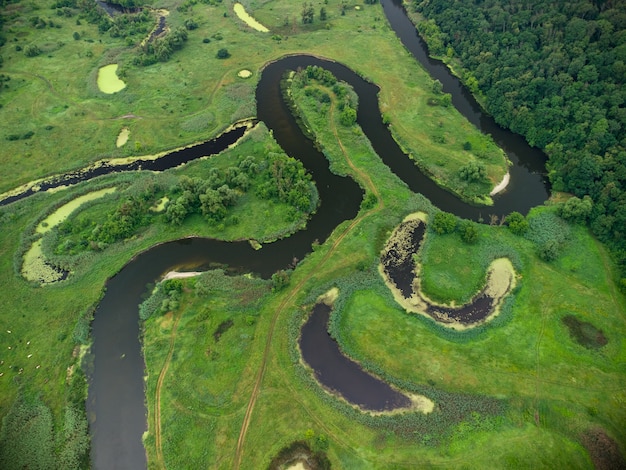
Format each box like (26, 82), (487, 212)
(24, 44), (42, 57)
(216, 48), (230, 59)
(458, 160), (487, 182)
(339, 106), (357, 126)
(431, 211), (457, 234)
(459, 220), (478, 244)
(505, 211), (529, 235)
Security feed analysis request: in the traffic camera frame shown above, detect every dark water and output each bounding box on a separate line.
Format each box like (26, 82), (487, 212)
(299, 303), (411, 411)
(82, 4), (555, 468)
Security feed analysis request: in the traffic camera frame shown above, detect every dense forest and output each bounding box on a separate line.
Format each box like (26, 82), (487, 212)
(411, 0), (626, 286)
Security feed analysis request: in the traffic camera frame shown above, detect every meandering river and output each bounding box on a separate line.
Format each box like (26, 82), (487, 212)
(21, 1), (551, 467)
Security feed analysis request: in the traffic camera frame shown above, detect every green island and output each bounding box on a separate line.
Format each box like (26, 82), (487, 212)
(0, 0), (624, 469)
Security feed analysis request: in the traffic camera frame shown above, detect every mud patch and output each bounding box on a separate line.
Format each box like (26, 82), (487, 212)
(562, 315), (608, 349)
(581, 428), (625, 470)
(213, 319), (234, 342)
(380, 212), (516, 329)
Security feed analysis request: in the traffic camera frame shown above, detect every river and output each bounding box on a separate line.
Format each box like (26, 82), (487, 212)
(81, 2), (550, 467)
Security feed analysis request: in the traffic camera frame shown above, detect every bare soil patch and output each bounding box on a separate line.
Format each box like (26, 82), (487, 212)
(581, 428), (626, 470)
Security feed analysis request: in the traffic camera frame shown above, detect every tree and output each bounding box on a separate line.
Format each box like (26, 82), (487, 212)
(432, 211), (457, 234)
(505, 211), (529, 235)
(216, 48), (230, 59)
(339, 106), (357, 126)
(301, 2), (314, 24)
(558, 195), (592, 224)
(271, 270), (290, 291)
(319, 7), (327, 21)
(459, 220), (478, 244)
(458, 161), (487, 182)
(184, 18), (198, 30)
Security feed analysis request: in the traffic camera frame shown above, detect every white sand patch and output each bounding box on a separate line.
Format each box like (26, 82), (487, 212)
(233, 3), (269, 32)
(162, 271), (203, 281)
(97, 64), (126, 94)
(36, 187), (117, 234)
(237, 69), (252, 78)
(116, 127), (130, 147)
(490, 172), (510, 196)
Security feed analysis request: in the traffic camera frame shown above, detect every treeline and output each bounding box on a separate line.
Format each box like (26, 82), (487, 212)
(410, 0), (626, 286)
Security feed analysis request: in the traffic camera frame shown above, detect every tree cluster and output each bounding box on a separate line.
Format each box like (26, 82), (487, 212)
(413, 0), (626, 282)
(296, 66), (358, 127)
(135, 27), (188, 65)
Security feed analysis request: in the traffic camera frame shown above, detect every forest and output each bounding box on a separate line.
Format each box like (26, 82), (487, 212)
(411, 0), (626, 285)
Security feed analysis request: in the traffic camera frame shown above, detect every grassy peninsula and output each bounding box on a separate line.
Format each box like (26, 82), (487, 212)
(0, 1), (624, 469)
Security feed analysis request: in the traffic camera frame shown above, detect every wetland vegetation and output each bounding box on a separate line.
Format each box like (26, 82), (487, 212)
(0, 0), (624, 469)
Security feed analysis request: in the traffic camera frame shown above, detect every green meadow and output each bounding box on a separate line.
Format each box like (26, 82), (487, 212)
(0, 0), (624, 469)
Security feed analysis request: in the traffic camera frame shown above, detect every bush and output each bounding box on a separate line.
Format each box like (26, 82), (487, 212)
(505, 211), (529, 235)
(24, 44), (41, 57)
(459, 220), (478, 244)
(458, 160), (487, 182)
(432, 211), (457, 234)
(339, 106), (357, 126)
(216, 48), (230, 59)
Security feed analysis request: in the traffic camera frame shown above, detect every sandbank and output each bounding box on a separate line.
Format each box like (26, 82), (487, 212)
(162, 271), (204, 281)
(490, 172), (510, 196)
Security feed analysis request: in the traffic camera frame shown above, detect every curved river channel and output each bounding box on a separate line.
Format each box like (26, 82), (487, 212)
(80, 1), (552, 467)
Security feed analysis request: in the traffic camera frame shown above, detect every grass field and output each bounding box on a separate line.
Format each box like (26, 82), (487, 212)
(0, 0), (624, 468)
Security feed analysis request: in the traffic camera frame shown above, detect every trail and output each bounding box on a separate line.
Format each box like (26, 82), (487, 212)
(154, 308), (185, 469)
(232, 100), (383, 469)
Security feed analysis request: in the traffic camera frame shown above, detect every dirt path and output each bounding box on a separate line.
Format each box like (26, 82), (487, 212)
(154, 307), (185, 469)
(233, 102), (383, 469)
